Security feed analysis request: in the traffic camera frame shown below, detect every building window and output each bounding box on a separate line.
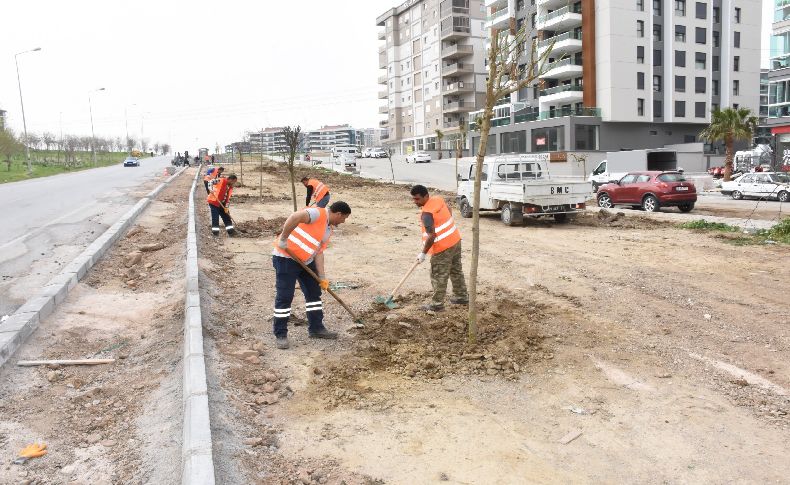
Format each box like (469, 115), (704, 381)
(500, 131), (527, 153)
(695, 27), (706, 44)
(695, 76), (706, 93)
(675, 0), (686, 16)
(638, 98), (645, 116)
(713, 31), (719, 47)
(637, 72), (645, 89)
(531, 126), (564, 152)
(653, 24), (662, 41)
(675, 101), (686, 117)
(654, 49), (662, 66)
(654, 100), (663, 117)
(695, 102), (706, 118)
(675, 25), (686, 42)
(733, 103), (739, 109)
(712, 79), (719, 95)
(712, 103), (719, 111)
(637, 20), (644, 37)
(734, 56), (740, 71)
(637, 46), (645, 63)
(695, 2), (707, 19)
(653, 75), (662, 92)
(713, 55), (719, 71)
(636, 0), (644, 11)
(675, 50), (686, 67)
(653, 0), (662, 16)
(734, 7), (741, 23)
(675, 75), (686, 92)
(734, 31), (740, 48)
(733, 80), (739, 96)
(575, 125), (599, 150)
(695, 52), (706, 69)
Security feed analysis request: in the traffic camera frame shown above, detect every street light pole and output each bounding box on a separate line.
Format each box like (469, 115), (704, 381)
(14, 47), (41, 175)
(88, 87), (105, 166)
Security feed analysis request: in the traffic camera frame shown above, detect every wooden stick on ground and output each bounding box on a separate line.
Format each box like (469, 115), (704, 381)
(17, 359), (116, 367)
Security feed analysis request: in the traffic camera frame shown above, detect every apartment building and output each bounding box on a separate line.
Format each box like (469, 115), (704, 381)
(470, 0), (761, 156)
(306, 125), (364, 152)
(247, 127), (288, 154)
(765, 0), (790, 162)
(377, 0), (488, 155)
(0, 108), (6, 131)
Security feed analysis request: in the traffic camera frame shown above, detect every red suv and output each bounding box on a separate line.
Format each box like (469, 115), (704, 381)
(597, 171), (697, 212)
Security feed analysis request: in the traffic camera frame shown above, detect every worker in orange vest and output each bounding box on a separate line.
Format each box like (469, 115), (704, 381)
(204, 166), (224, 194)
(207, 174), (237, 236)
(301, 177), (331, 208)
(411, 184), (467, 311)
(272, 201), (352, 349)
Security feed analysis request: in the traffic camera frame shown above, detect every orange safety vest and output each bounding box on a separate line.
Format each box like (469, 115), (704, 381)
(421, 196), (461, 255)
(274, 208), (332, 262)
(307, 179), (329, 205)
(203, 169), (220, 182)
(207, 178), (232, 207)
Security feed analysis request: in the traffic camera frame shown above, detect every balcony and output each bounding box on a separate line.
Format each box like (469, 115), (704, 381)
(537, 31), (583, 55)
(486, 6), (513, 30)
(539, 84), (583, 104)
(444, 100), (474, 113)
(441, 20), (471, 41)
(379, 52), (387, 69)
(379, 120), (388, 128)
(381, 132), (390, 140)
(540, 106), (600, 120)
(537, 0), (571, 9)
(443, 81), (474, 95)
(378, 90), (388, 99)
(539, 58), (583, 80)
(443, 120), (464, 129)
(536, 6), (582, 31)
(485, 0), (507, 7)
(378, 30), (386, 41)
(379, 105), (389, 114)
(378, 74), (387, 84)
(441, 44), (474, 59)
(378, 45), (386, 54)
(442, 62), (473, 76)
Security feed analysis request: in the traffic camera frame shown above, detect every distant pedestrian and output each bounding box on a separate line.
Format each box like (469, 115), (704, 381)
(207, 174), (237, 236)
(211, 155), (215, 164)
(301, 177), (330, 208)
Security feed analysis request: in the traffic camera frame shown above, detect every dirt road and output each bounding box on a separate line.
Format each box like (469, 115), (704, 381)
(197, 163), (789, 484)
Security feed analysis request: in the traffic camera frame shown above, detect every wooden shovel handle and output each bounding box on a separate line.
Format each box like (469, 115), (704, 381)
(389, 260), (421, 300)
(283, 247), (360, 321)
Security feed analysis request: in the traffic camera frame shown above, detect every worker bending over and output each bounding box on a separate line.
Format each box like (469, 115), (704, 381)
(204, 166), (224, 194)
(272, 201), (351, 349)
(411, 184), (468, 311)
(301, 177), (330, 208)
(207, 173), (237, 236)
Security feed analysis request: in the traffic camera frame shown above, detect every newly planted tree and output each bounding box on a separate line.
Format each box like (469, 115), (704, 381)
(455, 118), (467, 190)
(283, 125), (302, 212)
(466, 24), (553, 344)
(699, 107), (757, 181)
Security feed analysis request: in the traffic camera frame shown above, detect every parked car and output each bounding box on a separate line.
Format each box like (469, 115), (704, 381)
(720, 172), (790, 202)
(362, 148), (372, 158)
(370, 148), (388, 158)
(596, 171), (697, 212)
(707, 166), (725, 178)
(405, 151), (431, 163)
(123, 157), (140, 167)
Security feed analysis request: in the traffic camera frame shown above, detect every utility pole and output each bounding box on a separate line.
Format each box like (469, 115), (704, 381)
(14, 47), (41, 175)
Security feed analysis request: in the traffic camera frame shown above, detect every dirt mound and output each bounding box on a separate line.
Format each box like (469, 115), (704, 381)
(316, 292), (549, 408)
(235, 216), (287, 238)
(232, 193), (289, 204)
(574, 210), (670, 230)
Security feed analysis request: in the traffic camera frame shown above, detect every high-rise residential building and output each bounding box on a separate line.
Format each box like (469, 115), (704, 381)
(248, 127), (288, 154)
(469, 0), (761, 155)
(377, 0), (488, 155)
(362, 127), (388, 147)
(0, 108), (6, 131)
(306, 125), (364, 152)
(766, 0), (790, 162)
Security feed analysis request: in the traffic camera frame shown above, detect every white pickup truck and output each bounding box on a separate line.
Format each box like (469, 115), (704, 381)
(456, 155), (590, 226)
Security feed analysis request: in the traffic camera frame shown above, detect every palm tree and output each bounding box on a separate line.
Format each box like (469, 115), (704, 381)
(699, 107), (757, 181)
(435, 129), (444, 160)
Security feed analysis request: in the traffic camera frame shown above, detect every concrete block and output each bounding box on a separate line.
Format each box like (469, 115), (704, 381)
(182, 452), (216, 485)
(0, 312), (38, 334)
(185, 326), (204, 357)
(184, 354), (208, 397)
(186, 276), (199, 293)
(40, 281), (70, 305)
(186, 305), (202, 330)
(16, 295), (55, 322)
(184, 395), (213, 452)
(61, 255), (91, 280)
(186, 292), (200, 310)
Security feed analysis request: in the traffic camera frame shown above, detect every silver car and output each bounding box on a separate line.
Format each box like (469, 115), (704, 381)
(721, 172), (790, 202)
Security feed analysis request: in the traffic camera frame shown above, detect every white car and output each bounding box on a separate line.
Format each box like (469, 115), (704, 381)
(370, 148), (388, 158)
(362, 148), (372, 158)
(405, 151), (431, 163)
(721, 172), (790, 202)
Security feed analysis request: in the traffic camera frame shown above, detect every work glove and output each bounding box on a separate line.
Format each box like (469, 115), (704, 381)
(19, 443), (47, 459)
(223, 207), (229, 214)
(277, 238), (288, 250)
(416, 252), (426, 264)
(319, 279), (330, 290)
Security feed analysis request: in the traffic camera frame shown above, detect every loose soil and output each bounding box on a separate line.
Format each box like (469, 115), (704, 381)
(198, 161), (790, 484)
(0, 169), (194, 485)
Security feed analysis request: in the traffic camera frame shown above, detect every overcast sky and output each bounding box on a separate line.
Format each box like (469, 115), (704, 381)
(0, 0), (775, 154)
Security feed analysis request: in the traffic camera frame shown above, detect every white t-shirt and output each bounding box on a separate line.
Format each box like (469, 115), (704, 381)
(272, 208), (331, 264)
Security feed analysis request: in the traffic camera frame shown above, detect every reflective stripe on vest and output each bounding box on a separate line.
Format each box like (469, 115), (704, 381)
(420, 197), (461, 255)
(274, 208), (330, 262)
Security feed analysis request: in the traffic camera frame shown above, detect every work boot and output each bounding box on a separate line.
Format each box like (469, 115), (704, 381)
(420, 303), (445, 312)
(450, 297), (469, 305)
(309, 328), (338, 340)
(275, 337), (290, 350)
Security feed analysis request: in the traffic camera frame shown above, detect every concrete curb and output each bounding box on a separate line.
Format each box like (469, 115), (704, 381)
(0, 167), (187, 368)
(181, 169), (216, 485)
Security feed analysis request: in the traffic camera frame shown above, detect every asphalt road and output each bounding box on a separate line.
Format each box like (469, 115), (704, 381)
(0, 155), (174, 316)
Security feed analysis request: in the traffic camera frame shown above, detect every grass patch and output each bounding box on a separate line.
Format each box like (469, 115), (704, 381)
(678, 219), (740, 232)
(758, 218), (790, 245)
(1, 151), (129, 184)
(682, 218), (790, 246)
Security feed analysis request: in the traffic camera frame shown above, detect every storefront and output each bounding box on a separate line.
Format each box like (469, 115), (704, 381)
(770, 125), (790, 166)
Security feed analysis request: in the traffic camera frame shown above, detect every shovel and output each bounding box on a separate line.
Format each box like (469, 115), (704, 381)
(215, 199), (247, 234)
(374, 259), (420, 309)
(283, 247), (363, 325)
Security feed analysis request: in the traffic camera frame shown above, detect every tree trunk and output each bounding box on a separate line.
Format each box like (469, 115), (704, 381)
(259, 155), (263, 202)
(468, 112), (492, 345)
(289, 162), (298, 212)
(723, 136), (734, 181)
(238, 149), (244, 186)
(455, 139), (460, 191)
(388, 153), (395, 184)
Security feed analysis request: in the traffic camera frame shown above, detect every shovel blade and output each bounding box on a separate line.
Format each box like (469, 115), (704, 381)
(373, 296), (399, 309)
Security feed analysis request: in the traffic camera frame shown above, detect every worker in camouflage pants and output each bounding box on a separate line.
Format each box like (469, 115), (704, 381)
(429, 241), (467, 308)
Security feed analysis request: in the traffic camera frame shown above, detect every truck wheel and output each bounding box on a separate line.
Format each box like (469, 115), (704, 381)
(642, 194), (660, 212)
(501, 203), (523, 226)
(553, 213), (569, 223)
(459, 198), (473, 218)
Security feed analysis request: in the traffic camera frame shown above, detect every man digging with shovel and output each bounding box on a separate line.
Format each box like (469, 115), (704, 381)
(411, 184), (468, 312)
(272, 201), (352, 349)
(207, 173), (237, 236)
